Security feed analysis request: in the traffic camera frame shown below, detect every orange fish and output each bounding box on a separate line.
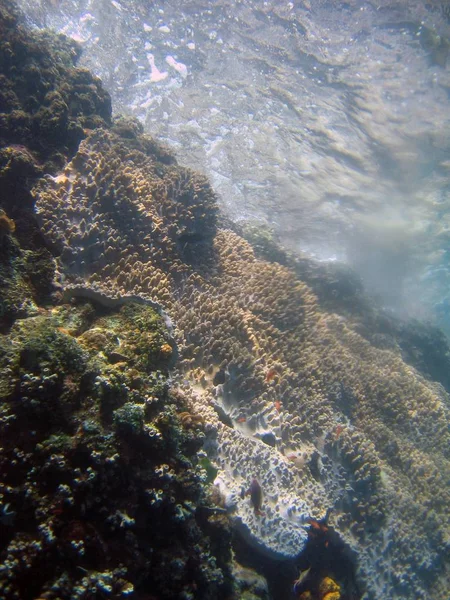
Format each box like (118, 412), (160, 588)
(265, 367), (278, 383)
(274, 400), (282, 412)
(307, 517), (327, 532)
(237, 417), (247, 423)
(334, 424), (344, 439)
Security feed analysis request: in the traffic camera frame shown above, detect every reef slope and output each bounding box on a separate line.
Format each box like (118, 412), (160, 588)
(0, 2), (449, 599)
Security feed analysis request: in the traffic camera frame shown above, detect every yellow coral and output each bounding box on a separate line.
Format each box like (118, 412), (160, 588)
(318, 576), (340, 599)
(160, 343), (173, 358)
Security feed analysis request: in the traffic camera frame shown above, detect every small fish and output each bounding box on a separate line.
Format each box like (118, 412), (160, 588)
(306, 508), (333, 547)
(241, 477), (264, 515)
(237, 416), (247, 423)
(292, 567), (311, 594)
(265, 367), (278, 383)
(307, 517), (327, 532)
(213, 369), (226, 386)
(274, 400), (282, 412)
(57, 327), (73, 336)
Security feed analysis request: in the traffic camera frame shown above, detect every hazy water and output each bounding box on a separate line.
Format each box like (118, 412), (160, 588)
(19, 0), (450, 334)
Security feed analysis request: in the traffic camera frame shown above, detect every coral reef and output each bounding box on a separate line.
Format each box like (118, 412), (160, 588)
(0, 0), (111, 173)
(0, 3), (237, 599)
(0, 299), (234, 599)
(0, 0), (112, 325)
(33, 127), (218, 312)
(30, 95), (450, 599)
(1, 1), (450, 599)
(32, 115), (450, 597)
(173, 230), (450, 599)
(242, 223), (450, 395)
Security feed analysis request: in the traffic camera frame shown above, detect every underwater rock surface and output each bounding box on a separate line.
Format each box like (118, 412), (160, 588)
(0, 300), (234, 599)
(1, 2), (450, 600)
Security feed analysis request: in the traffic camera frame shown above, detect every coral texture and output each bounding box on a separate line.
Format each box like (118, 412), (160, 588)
(0, 0), (111, 172)
(0, 300), (234, 599)
(34, 128), (218, 312)
(0, 0), (112, 326)
(177, 231), (450, 599)
(32, 123), (450, 599)
(0, 3), (262, 598)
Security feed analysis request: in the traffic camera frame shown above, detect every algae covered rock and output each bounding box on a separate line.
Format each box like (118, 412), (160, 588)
(0, 0), (114, 328)
(0, 2), (111, 171)
(0, 219), (55, 327)
(0, 298), (233, 599)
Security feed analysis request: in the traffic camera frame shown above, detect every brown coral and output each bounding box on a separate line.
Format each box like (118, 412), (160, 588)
(178, 411), (205, 429)
(33, 128), (218, 314)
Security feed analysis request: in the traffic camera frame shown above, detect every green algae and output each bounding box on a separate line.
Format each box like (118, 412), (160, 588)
(37, 432), (73, 454)
(113, 402), (145, 436)
(0, 294), (232, 598)
(198, 455), (219, 485)
(241, 222), (288, 266)
(0, 295), (236, 599)
(17, 317), (87, 376)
